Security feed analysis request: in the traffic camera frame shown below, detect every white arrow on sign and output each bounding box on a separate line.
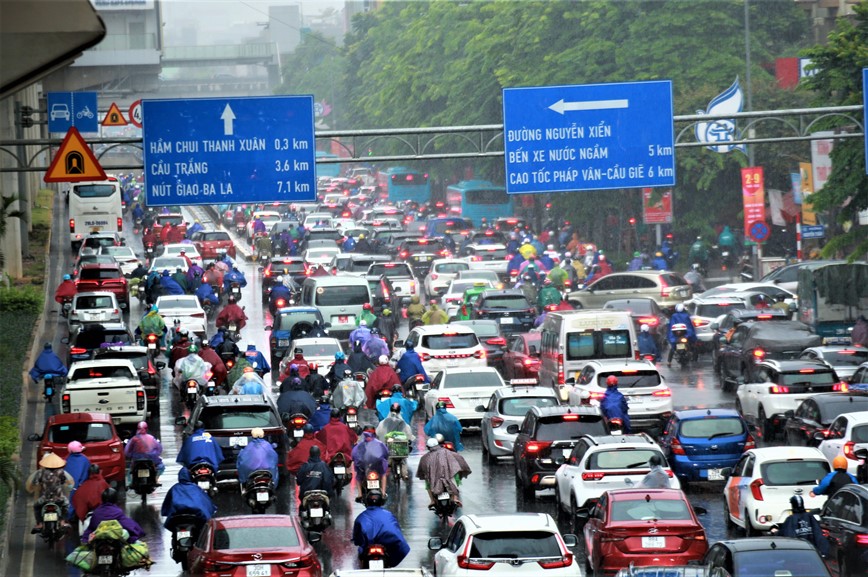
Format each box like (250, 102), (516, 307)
(548, 98), (629, 115)
(221, 104), (236, 135)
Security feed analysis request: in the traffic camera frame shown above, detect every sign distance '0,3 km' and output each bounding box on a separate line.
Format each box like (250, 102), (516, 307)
(142, 95), (317, 207)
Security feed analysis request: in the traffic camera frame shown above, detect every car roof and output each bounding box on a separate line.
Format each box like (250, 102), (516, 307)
(276, 306), (319, 314)
(72, 322), (129, 332)
(583, 433), (657, 447)
(479, 289), (525, 297)
(291, 337), (341, 346)
(46, 411), (114, 426)
(583, 359), (657, 371)
(72, 291), (118, 299)
(495, 385), (557, 398)
(412, 323), (477, 335)
(452, 319), (500, 328)
(801, 393), (868, 407)
(93, 345), (148, 355)
(674, 408), (742, 420)
(200, 394), (275, 408)
(757, 359), (835, 372)
(212, 514), (297, 529)
(804, 345), (867, 354)
(79, 262), (122, 270)
(460, 512), (558, 532)
(441, 366), (501, 376)
(835, 410), (868, 424)
(531, 405), (601, 417)
(746, 446), (825, 460)
(606, 488), (688, 501)
(466, 243), (507, 249)
(712, 537), (820, 552)
(728, 308), (789, 320)
(69, 358), (137, 370)
(690, 293), (749, 304)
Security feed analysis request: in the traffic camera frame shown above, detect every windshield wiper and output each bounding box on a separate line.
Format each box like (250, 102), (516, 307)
(624, 461), (648, 469)
(708, 431), (735, 440)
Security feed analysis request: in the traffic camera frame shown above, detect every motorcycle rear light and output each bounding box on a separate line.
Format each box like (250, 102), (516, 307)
(753, 349), (765, 358)
(291, 416), (308, 427)
(276, 299), (286, 307)
(437, 397), (455, 408)
(366, 471), (379, 481)
(347, 407), (357, 415)
(491, 417), (504, 428)
(750, 478), (764, 501)
(146, 334), (157, 343)
(769, 385), (790, 394)
(652, 388), (672, 397)
(264, 269), (272, 277)
(69, 218), (75, 232)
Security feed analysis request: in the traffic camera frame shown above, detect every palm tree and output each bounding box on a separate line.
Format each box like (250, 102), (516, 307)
(0, 194), (27, 270)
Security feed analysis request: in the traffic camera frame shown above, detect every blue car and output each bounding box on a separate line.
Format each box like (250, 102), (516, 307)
(266, 306), (325, 367)
(659, 408), (753, 486)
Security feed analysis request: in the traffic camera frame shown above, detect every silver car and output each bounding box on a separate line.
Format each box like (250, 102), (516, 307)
(800, 345), (868, 381)
(67, 291), (122, 334)
(478, 383), (559, 463)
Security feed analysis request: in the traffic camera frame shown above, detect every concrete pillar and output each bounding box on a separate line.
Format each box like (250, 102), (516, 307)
(0, 96), (24, 278)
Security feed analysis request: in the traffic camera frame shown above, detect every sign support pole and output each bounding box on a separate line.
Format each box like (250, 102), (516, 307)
(655, 224), (662, 248)
(795, 213), (802, 261)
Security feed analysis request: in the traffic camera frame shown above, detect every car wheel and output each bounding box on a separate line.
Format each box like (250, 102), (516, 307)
(723, 498), (735, 531)
(521, 479), (535, 500)
(743, 509), (757, 537)
(570, 497), (582, 535)
(570, 301), (583, 310)
(584, 551), (594, 575)
(555, 486), (568, 523)
(759, 406), (774, 442)
(482, 438), (495, 465)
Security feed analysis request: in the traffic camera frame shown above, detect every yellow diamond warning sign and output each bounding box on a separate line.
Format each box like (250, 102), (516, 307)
(102, 103), (128, 126)
(43, 127), (107, 183)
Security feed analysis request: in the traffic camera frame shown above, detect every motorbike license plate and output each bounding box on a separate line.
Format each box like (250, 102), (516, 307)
(437, 492), (450, 500)
(98, 555), (113, 565)
(197, 481), (210, 490)
(707, 468), (724, 481)
(293, 429), (304, 438)
(334, 466), (346, 475)
(137, 469), (150, 478)
(676, 343), (687, 350)
(369, 560), (384, 570)
(230, 436), (248, 447)
(177, 530), (191, 539)
(642, 536), (666, 548)
(187, 386), (197, 394)
(415, 382), (426, 390)
(246, 564), (270, 577)
(255, 491), (269, 502)
(147, 342), (156, 350)
(347, 415), (357, 424)
(278, 339), (289, 347)
(43, 512), (58, 522)
(232, 287), (240, 294)
(367, 480), (379, 490)
(310, 507), (324, 518)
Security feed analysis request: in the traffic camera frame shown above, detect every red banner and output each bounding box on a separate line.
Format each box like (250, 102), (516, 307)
(741, 167), (765, 232)
(642, 188), (673, 224)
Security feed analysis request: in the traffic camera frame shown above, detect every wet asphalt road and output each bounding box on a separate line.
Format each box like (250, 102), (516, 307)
(10, 203), (746, 577)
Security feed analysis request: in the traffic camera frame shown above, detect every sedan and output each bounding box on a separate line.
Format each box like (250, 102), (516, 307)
(817, 410), (868, 477)
(303, 246), (341, 268)
(502, 332), (542, 380)
(161, 243), (203, 267)
(583, 489), (708, 575)
(187, 515), (322, 576)
(423, 366), (506, 425)
(154, 295), (207, 336)
(98, 245), (141, 276)
(148, 255), (189, 274)
(191, 230), (236, 260)
(478, 384), (559, 462)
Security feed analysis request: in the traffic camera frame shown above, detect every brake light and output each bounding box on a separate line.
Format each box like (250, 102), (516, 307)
(670, 438), (686, 455)
(753, 349), (765, 358)
(70, 347), (87, 355)
(844, 441), (858, 460)
(146, 334), (157, 343)
(692, 318), (709, 327)
(457, 556), (495, 571)
(757, 314), (773, 319)
(769, 385), (790, 394)
(660, 275), (670, 298)
(833, 382), (849, 392)
(117, 217), (123, 231)
(652, 388), (672, 397)
(486, 337), (507, 346)
(61, 393), (70, 412)
(557, 353), (564, 386)
(523, 358), (539, 367)
(203, 559), (234, 571)
(420, 352), (431, 362)
(147, 362), (155, 375)
(523, 441), (551, 455)
(490, 417), (504, 428)
(275, 299), (286, 308)
(581, 471), (606, 481)
(637, 317), (658, 327)
(855, 534), (868, 545)
(136, 390), (145, 410)
(69, 219), (75, 233)
(589, 391), (606, 401)
(473, 349), (486, 360)
(191, 312), (205, 318)
(290, 416), (307, 427)
(744, 433), (756, 451)
(437, 398), (455, 408)
(750, 478), (764, 500)
(367, 545), (386, 556)
(399, 251), (409, 259)
(430, 273), (439, 280)
(264, 269), (272, 277)
(799, 368), (815, 374)
(539, 553), (573, 569)
(366, 470), (379, 481)
(562, 414), (579, 421)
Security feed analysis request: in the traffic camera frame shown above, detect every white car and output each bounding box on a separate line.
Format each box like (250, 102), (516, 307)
(148, 256), (189, 274)
(428, 513), (578, 576)
(442, 279), (495, 318)
(817, 410), (868, 476)
(303, 212), (335, 229)
(463, 243), (510, 277)
(566, 359), (672, 433)
(67, 291), (122, 334)
(723, 446), (830, 534)
(154, 295), (206, 336)
(98, 245), (141, 276)
(698, 282), (797, 306)
(685, 294), (749, 348)
(422, 366), (506, 423)
(366, 262), (419, 303)
(394, 324), (487, 379)
(424, 259), (470, 298)
(303, 246), (341, 267)
(278, 337), (343, 377)
(554, 434), (678, 527)
(160, 243), (202, 268)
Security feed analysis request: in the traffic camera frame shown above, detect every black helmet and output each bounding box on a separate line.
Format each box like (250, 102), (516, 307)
(309, 445), (321, 460)
(319, 395), (330, 405)
(391, 384), (403, 393)
(101, 487), (119, 505)
(390, 402), (401, 414)
(330, 408), (341, 420)
(790, 494), (805, 513)
(364, 489), (385, 507)
(648, 453), (664, 468)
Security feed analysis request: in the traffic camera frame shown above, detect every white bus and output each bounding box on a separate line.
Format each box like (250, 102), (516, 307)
(68, 178), (123, 251)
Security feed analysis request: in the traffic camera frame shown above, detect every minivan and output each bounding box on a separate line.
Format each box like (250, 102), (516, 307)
(299, 275), (371, 341)
(538, 311), (637, 399)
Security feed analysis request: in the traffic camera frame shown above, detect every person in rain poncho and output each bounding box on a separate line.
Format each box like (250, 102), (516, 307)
(424, 401), (464, 451)
(161, 468), (215, 532)
(600, 375), (631, 433)
(366, 356), (401, 409)
(124, 422), (164, 483)
(376, 384), (417, 424)
(173, 344), (212, 389)
(236, 428), (279, 487)
(362, 329), (390, 361)
(332, 369), (367, 410)
(138, 306), (166, 347)
(30, 342), (68, 383)
(416, 437), (471, 507)
(638, 453), (671, 488)
(395, 343), (428, 385)
(278, 376), (317, 418)
(231, 367), (266, 395)
(347, 341), (375, 374)
(422, 301), (448, 325)
(80, 488), (144, 544)
(376, 403), (415, 443)
(177, 423), (224, 470)
(26, 452), (74, 531)
(316, 410), (358, 462)
(352, 430), (389, 501)
(349, 321), (372, 348)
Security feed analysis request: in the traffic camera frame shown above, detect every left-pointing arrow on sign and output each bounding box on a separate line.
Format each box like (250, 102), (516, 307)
(221, 104), (236, 135)
(548, 98), (629, 115)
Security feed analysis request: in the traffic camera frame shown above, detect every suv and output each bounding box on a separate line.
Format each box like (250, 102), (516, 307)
(512, 405), (609, 499)
(424, 259), (471, 297)
(66, 322), (134, 365)
(568, 271), (692, 311)
(463, 243), (510, 278)
(178, 395), (288, 486)
(685, 294), (749, 352)
(479, 384), (559, 463)
(261, 256), (306, 302)
(554, 434), (678, 532)
(190, 230), (235, 259)
(265, 306), (325, 366)
(75, 262), (129, 309)
(736, 359), (845, 441)
(67, 291), (122, 335)
(473, 289), (536, 334)
(332, 254), (390, 276)
(81, 232), (124, 252)
(710, 308), (791, 372)
(759, 259), (842, 292)
(395, 324), (487, 378)
(397, 238), (449, 277)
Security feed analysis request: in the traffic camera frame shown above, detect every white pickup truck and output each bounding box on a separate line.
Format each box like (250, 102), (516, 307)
(366, 262), (420, 306)
(62, 359), (148, 426)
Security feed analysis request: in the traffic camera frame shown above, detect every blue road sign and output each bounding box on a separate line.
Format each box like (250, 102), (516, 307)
(748, 220), (770, 243)
(801, 224), (825, 240)
(863, 69), (867, 175)
(502, 81), (675, 194)
(47, 92), (98, 133)
(142, 96), (316, 207)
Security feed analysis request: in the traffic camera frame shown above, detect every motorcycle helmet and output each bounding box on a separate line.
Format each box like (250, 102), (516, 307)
(606, 375), (619, 387)
(63, 274), (71, 281)
(833, 455), (848, 470)
(640, 324), (650, 333)
(330, 408), (342, 420)
(790, 494), (805, 513)
(378, 355), (389, 365)
(426, 437), (440, 449)
(309, 445), (321, 460)
(633, 251), (641, 258)
(370, 327), (380, 336)
(101, 487), (120, 505)
(303, 424), (314, 435)
(67, 441), (84, 454)
(382, 308), (392, 316)
(655, 251), (663, 257)
(364, 303), (373, 311)
(675, 303), (685, 312)
(364, 489), (385, 507)
(391, 384), (403, 394)
(319, 394), (330, 405)
(276, 275), (284, 283)
(335, 351), (346, 361)
(436, 400), (448, 410)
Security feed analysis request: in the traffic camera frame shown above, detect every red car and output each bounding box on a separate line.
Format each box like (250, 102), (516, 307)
(583, 488), (708, 575)
(191, 230), (236, 260)
(76, 262), (129, 309)
(188, 515), (322, 577)
(502, 332), (541, 380)
(27, 412), (126, 484)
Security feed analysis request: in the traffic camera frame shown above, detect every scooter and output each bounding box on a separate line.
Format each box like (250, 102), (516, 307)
(59, 296), (73, 319)
(360, 468), (381, 501)
(36, 500), (67, 547)
(360, 544), (388, 570)
(129, 459), (159, 503)
(41, 374), (61, 402)
(168, 513), (201, 570)
(183, 378), (200, 409)
(234, 222), (246, 237)
(189, 461), (218, 497)
(90, 536), (130, 577)
(386, 432), (411, 483)
(243, 469), (275, 514)
(402, 374), (426, 402)
(284, 413), (309, 449)
(329, 453), (351, 496)
(229, 282), (242, 303)
(299, 490), (331, 531)
(144, 333), (160, 360)
(431, 488), (458, 521)
(670, 323), (692, 368)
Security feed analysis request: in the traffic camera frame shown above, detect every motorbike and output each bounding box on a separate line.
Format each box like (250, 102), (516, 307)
(37, 500), (67, 547)
(41, 373), (61, 402)
(360, 544), (388, 570)
(285, 413), (309, 449)
(343, 405), (360, 431)
(329, 453), (351, 496)
(168, 513), (201, 570)
(268, 294), (293, 317)
(361, 468), (381, 501)
(60, 296), (73, 319)
(608, 417), (624, 435)
(90, 536), (129, 577)
(431, 487), (457, 521)
(144, 243), (155, 263)
(234, 222), (246, 237)
(243, 469), (275, 514)
(189, 461), (218, 496)
(202, 299), (215, 319)
(229, 282), (242, 303)
(670, 323), (691, 368)
(299, 489), (331, 531)
(129, 459), (159, 503)
(135, 282), (146, 303)
(402, 374), (426, 402)
(144, 333), (160, 360)
(182, 378), (201, 409)
(226, 322), (240, 342)
(386, 432), (411, 483)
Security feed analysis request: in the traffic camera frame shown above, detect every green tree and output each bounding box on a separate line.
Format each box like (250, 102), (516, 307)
(801, 2), (868, 261)
(0, 195), (26, 270)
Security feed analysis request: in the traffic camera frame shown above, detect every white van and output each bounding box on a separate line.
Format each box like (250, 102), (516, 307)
(300, 275), (371, 341)
(538, 310), (637, 399)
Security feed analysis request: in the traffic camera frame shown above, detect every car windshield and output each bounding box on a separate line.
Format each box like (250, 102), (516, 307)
(536, 415), (607, 441)
(760, 460), (830, 486)
(421, 333), (479, 350)
(369, 263), (413, 277)
(468, 531), (561, 559)
(435, 262), (469, 274)
(84, 237), (116, 248)
(824, 350), (868, 366)
(213, 526), (299, 550)
(315, 285), (369, 306)
(780, 372), (837, 387)
(459, 270), (498, 282)
(610, 498), (692, 522)
(294, 342), (341, 357)
(679, 418), (745, 438)
(472, 247), (508, 259)
(48, 422), (113, 443)
(820, 399), (868, 422)
(74, 330), (131, 349)
(270, 261), (305, 274)
(480, 295), (531, 309)
(733, 550), (828, 577)
(151, 258), (186, 270)
(199, 406), (281, 430)
(75, 295), (116, 309)
(596, 371), (661, 388)
(442, 371), (502, 389)
(449, 282), (481, 295)
(566, 331), (631, 360)
(157, 297), (199, 309)
(69, 365), (135, 380)
(407, 241), (445, 252)
(276, 312), (321, 332)
(456, 322), (500, 338)
(201, 232), (230, 242)
(78, 268), (121, 281)
(157, 215), (183, 226)
(694, 302), (746, 317)
(498, 397), (558, 416)
(590, 449), (663, 470)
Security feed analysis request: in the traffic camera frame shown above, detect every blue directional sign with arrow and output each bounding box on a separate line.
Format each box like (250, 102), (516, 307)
(142, 96), (316, 206)
(502, 80), (675, 194)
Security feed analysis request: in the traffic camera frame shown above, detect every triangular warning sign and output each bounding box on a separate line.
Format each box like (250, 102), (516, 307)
(102, 103), (128, 127)
(44, 127), (107, 183)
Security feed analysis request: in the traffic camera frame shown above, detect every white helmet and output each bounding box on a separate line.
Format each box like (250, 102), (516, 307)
(426, 437), (439, 449)
(675, 303), (685, 312)
(547, 244), (554, 251)
(276, 275), (284, 283)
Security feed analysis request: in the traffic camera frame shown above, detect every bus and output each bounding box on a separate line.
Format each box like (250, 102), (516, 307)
(445, 180), (513, 226)
(376, 167), (431, 205)
(68, 178), (123, 251)
(315, 150), (341, 179)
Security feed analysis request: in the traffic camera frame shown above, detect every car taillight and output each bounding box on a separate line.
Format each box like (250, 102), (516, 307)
(457, 556), (495, 570)
(855, 534), (868, 545)
(136, 390), (145, 410)
(69, 219), (75, 232)
(490, 417), (504, 428)
(473, 350), (486, 360)
(692, 318), (709, 327)
(670, 438), (686, 455)
(743, 433), (755, 451)
(833, 382), (849, 392)
(420, 352), (431, 362)
(117, 217), (123, 231)
(430, 273), (439, 280)
(437, 397), (455, 408)
(844, 441), (858, 460)
(191, 312), (205, 318)
(70, 347), (87, 355)
(637, 317), (658, 327)
(523, 441), (551, 455)
(109, 441), (122, 453)
(399, 251), (409, 258)
(471, 255), (482, 262)
(750, 478), (764, 501)
(660, 275), (670, 298)
(562, 414), (579, 421)
(523, 358), (539, 367)
(652, 388), (672, 397)
(539, 553), (573, 569)
(147, 361), (156, 375)
(557, 353), (564, 386)
(61, 394), (70, 413)
(753, 349), (765, 358)
(589, 391), (606, 401)
(486, 337), (506, 346)
(203, 559), (234, 571)
(581, 471), (606, 481)
(769, 385), (790, 394)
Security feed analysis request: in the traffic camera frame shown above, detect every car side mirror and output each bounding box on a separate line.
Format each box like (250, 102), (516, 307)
(736, 376), (745, 385)
(307, 531), (322, 544)
(855, 448), (868, 460)
(812, 431), (827, 442)
(529, 345), (538, 355)
(323, 322), (331, 329)
(719, 467), (732, 478)
(174, 416), (187, 427)
(506, 424), (519, 434)
(155, 361), (166, 371)
(575, 508), (590, 520)
(428, 537), (444, 550)
(709, 322), (719, 331)
(562, 534), (579, 548)
(264, 325), (273, 331)
(565, 377), (576, 386)
(475, 405), (486, 413)
(693, 506), (708, 516)
(27, 433), (41, 442)
(555, 456), (566, 465)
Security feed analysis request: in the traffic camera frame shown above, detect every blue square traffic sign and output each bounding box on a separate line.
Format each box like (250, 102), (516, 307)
(142, 96), (317, 206)
(47, 92), (98, 133)
(502, 80), (675, 194)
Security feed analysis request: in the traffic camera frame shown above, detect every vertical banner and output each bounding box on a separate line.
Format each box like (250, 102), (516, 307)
(642, 188), (673, 224)
(791, 172), (802, 204)
(741, 166), (765, 232)
(800, 161), (816, 225)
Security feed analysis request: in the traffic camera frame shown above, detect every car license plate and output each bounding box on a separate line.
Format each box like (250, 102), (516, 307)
(137, 469), (150, 478)
(676, 343), (686, 350)
(642, 536), (666, 548)
(310, 507), (324, 518)
(255, 491), (269, 502)
(147, 342), (156, 350)
(334, 466), (346, 475)
(369, 560), (384, 570)
(230, 437), (248, 447)
(246, 564), (270, 577)
(177, 530), (191, 539)
(418, 256), (431, 262)
(278, 339), (289, 347)
(500, 317), (515, 324)
(367, 480), (379, 490)
(217, 248), (227, 254)
(197, 481), (210, 490)
(98, 555), (113, 565)
(707, 468), (724, 481)
(293, 429), (303, 438)
(43, 512), (58, 522)
(446, 361), (458, 368)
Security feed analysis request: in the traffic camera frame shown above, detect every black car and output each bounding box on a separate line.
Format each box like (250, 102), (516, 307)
(177, 395), (288, 485)
(93, 345), (164, 406)
(718, 319), (822, 391)
(710, 308), (790, 373)
(473, 289), (536, 334)
(65, 322), (135, 365)
(397, 237), (449, 277)
(371, 230), (423, 256)
(452, 319), (507, 372)
(703, 538), (831, 577)
(820, 484), (868, 577)
(784, 392), (868, 447)
(299, 227), (342, 252)
(261, 256), (306, 303)
(511, 405), (608, 499)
